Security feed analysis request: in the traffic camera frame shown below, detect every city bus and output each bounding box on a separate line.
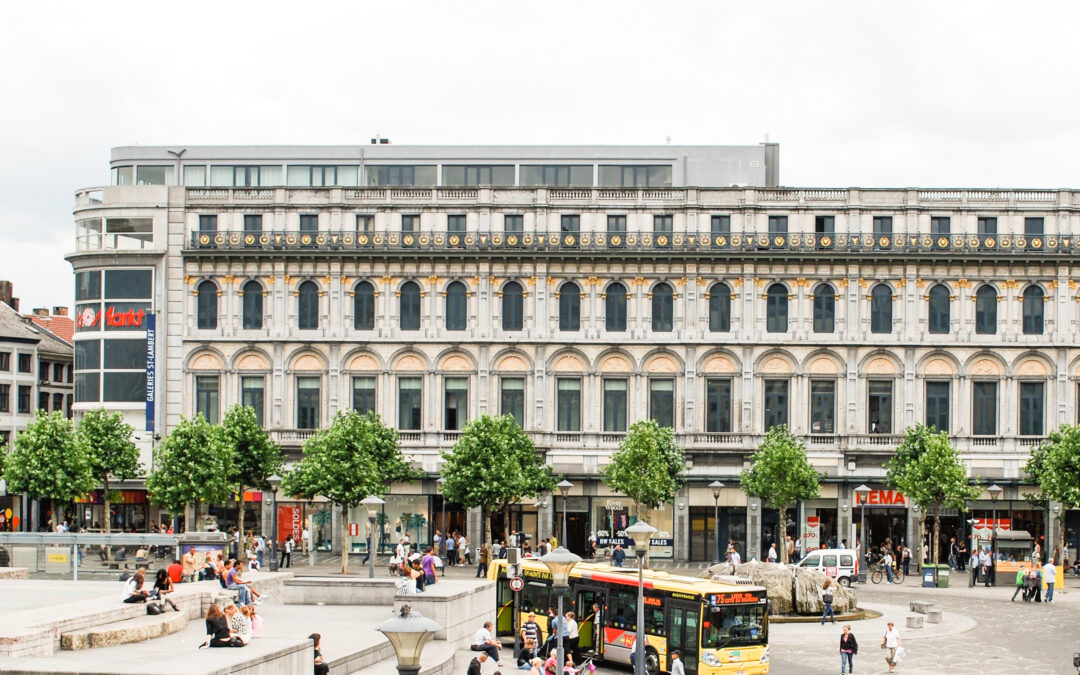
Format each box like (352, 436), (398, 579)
(489, 558), (770, 675)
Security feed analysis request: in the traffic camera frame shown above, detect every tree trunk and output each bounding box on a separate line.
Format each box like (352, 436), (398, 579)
(193, 500), (200, 533)
(503, 504), (512, 549)
(779, 504), (789, 563)
(481, 506), (488, 546)
(1057, 514), (1065, 566)
(236, 483), (246, 545)
(340, 509), (349, 575)
(918, 513), (927, 568)
(931, 508), (941, 568)
(103, 477), (111, 535)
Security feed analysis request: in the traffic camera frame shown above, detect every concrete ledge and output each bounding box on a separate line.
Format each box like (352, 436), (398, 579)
(0, 567), (29, 580)
(906, 615), (925, 629)
(284, 576), (397, 606)
(393, 580), (495, 649)
(60, 611), (188, 650)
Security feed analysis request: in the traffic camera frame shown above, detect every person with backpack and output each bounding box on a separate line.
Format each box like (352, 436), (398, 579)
(1011, 567), (1026, 601)
(819, 579), (836, 624)
(839, 624), (858, 674)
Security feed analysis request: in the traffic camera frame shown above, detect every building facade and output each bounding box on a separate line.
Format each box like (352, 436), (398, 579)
(68, 143), (1073, 560)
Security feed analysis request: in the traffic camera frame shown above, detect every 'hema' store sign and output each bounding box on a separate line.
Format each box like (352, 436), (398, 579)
(854, 489), (907, 507)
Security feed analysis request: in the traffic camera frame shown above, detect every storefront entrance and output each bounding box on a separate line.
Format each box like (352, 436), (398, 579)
(689, 507), (747, 562)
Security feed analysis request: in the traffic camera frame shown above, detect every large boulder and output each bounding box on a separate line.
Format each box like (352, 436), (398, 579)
(702, 561), (856, 615)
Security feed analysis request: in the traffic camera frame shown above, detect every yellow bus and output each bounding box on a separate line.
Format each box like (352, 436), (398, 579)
(489, 558), (770, 675)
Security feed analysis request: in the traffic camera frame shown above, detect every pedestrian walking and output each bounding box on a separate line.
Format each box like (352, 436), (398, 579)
(477, 542), (490, 578)
(881, 549), (895, 583)
(881, 621), (902, 673)
(767, 543), (778, 563)
(1032, 564), (1043, 602)
(819, 579), (836, 624)
(280, 535), (293, 568)
(979, 547), (992, 587)
(1044, 559), (1056, 603)
(901, 545), (911, 578)
(670, 650), (686, 675)
(1011, 567), (1026, 601)
(612, 544), (626, 567)
(948, 537), (958, 570)
(446, 533), (456, 566)
(839, 624), (858, 674)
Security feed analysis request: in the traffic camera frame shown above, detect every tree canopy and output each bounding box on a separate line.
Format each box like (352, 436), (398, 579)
(146, 414), (231, 531)
(1026, 424), (1080, 563)
(78, 408), (141, 534)
(4, 410), (94, 524)
(221, 404), (281, 539)
(603, 420), (686, 512)
(282, 409), (418, 573)
(739, 425), (820, 562)
(440, 414), (556, 544)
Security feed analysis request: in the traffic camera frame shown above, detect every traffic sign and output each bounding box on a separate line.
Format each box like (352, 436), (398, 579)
(509, 577), (525, 592)
(349, 522), (360, 536)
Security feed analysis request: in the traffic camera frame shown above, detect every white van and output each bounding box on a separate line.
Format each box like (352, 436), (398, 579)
(795, 548), (858, 586)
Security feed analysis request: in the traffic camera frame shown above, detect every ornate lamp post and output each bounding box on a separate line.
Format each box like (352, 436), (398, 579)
(266, 474), (282, 571)
(436, 477), (447, 556)
(378, 604), (443, 675)
(539, 546), (582, 675)
(556, 479), (573, 547)
(987, 483), (1003, 586)
(854, 484), (870, 583)
(709, 481), (724, 564)
(625, 520), (658, 675)
(361, 495), (385, 579)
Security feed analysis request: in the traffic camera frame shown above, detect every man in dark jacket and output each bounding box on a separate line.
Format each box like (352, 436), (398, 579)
(467, 652), (488, 675)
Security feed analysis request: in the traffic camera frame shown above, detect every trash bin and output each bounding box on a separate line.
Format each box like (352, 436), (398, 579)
(935, 564), (950, 588)
(922, 566), (936, 588)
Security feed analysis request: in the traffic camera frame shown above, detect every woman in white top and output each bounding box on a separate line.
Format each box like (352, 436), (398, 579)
(881, 621), (902, 673)
(565, 610), (580, 658)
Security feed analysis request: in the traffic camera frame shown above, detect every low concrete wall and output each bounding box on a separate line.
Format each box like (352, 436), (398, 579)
(394, 580), (495, 649)
(0, 567), (29, 580)
(284, 577), (398, 606)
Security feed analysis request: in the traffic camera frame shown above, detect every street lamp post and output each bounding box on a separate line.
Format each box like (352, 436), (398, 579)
(539, 546), (582, 675)
(556, 480), (573, 548)
(436, 477), (447, 557)
(709, 481), (724, 564)
(361, 496), (385, 579)
(266, 474), (282, 571)
(987, 483), (1003, 586)
(378, 604), (443, 675)
(854, 484), (870, 583)
(625, 520), (658, 675)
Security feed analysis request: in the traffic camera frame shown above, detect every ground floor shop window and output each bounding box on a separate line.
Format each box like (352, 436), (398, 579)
(689, 506), (746, 562)
(592, 499), (674, 559)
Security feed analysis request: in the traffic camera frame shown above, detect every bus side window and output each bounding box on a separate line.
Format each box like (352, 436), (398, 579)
(608, 588), (636, 631)
(645, 605), (665, 637)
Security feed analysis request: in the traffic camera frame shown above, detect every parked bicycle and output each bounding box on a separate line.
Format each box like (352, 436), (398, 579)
(870, 563), (905, 584)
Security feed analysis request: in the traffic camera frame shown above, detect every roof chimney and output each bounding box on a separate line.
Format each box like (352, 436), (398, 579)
(53, 306), (69, 317)
(0, 281), (11, 309)
(33, 308), (49, 317)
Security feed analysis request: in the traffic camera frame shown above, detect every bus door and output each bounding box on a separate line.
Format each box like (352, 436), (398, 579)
(495, 573), (514, 637)
(575, 586), (606, 657)
(666, 601), (701, 675)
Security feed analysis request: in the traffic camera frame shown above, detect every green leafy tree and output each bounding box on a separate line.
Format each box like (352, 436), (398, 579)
(604, 420), (687, 518)
(441, 414), (556, 546)
(78, 408), (141, 535)
(146, 414), (231, 532)
(221, 405), (281, 541)
(886, 424), (978, 567)
(739, 426), (821, 563)
(4, 411), (94, 526)
(282, 410), (419, 574)
(1026, 425), (1080, 564)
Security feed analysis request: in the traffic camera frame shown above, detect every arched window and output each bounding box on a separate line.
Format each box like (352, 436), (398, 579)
(813, 283), (835, 333)
(766, 283), (788, 333)
(975, 285), (997, 335)
(400, 281), (421, 331)
(559, 282), (580, 331)
(606, 282), (627, 332)
(652, 283), (673, 332)
(1022, 286), (1044, 335)
(928, 284), (950, 334)
(870, 284), (893, 334)
(708, 282), (731, 332)
(297, 281), (319, 330)
(445, 281), (467, 331)
(196, 280), (218, 330)
(354, 281), (375, 330)
(241, 280), (262, 330)
(502, 282), (523, 331)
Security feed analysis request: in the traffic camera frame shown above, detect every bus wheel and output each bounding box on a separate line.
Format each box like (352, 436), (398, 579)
(644, 648), (661, 675)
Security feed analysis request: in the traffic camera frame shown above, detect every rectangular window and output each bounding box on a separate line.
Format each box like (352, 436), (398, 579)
(51, 392), (62, 413)
(607, 215), (626, 247)
(296, 377), (320, 430)
(76, 270), (102, 301)
(183, 165), (206, 186)
(0, 352), (8, 371)
(815, 215), (835, 236)
(351, 376), (376, 415)
(447, 214), (467, 234)
(977, 217), (997, 236)
(74, 340), (100, 370)
(520, 165), (592, 186)
(195, 375), (219, 423)
(873, 216), (893, 235)
(1024, 217), (1044, 236)
(1019, 382), (1044, 436)
(198, 215), (218, 234)
(653, 215), (673, 236)
(925, 381), (950, 432)
(135, 165), (173, 185)
(75, 372), (99, 403)
(705, 379), (732, 433)
(603, 379), (628, 432)
(711, 215), (731, 236)
(500, 377), (525, 427)
(649, 379), (675, 428)
(809, 380), (835, 434)
(401, 215), (418, 233)
(868, 380), (893, 434)
(763, 379), (788, 431)
(17, 354), (31, 373)
(243, 214), (263, 234)
(398, 377), (422, 431)
(103, 372), (145, 402)
(112, 166), (133, 185)
(503, 215), (523, 234)
(364, 165), (437, 187)
(768, 215), (787, 235)
(356, 215), (374, 233)
(598, 165), (672, 188)
(104, 269), (152, 299)
(299, 214), (318, 233)
(241, 376), (265, 426)
(444, 377), (468, 430)
(556, 378), (581, 432)
(972, 381), (997, 435)
(0, 384), (8, 412)
(442, 165), (514, 186)
(103, 339), (146, 369)
(38, 391), (48, 412)
(931, 217), (951, 235)
(560, 215), (580, 235)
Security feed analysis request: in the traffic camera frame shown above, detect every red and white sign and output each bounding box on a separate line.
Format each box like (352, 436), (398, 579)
(854, 489), (907, 507)
(803, 515), (821, 550)
(971, 518), (1010, 541)
(509, 577), (524, 592)
(76, 305), (146, 329)
(349, 522), (361, 537)
(277, 505), (303, 544)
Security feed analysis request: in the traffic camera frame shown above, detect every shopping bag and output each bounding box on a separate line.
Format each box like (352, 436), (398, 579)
(894, 646), (906, 663)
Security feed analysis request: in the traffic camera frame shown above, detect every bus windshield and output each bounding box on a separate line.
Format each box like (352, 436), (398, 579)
(702, 604), (768, 649)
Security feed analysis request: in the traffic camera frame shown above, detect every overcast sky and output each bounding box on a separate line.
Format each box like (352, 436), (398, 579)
(2, 1), (1078, 313)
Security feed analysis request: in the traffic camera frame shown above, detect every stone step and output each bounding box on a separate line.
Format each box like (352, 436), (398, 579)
(60, 610), (188, 650)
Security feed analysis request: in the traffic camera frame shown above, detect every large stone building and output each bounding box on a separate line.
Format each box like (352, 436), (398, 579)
(67, 143), (1073, 560)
